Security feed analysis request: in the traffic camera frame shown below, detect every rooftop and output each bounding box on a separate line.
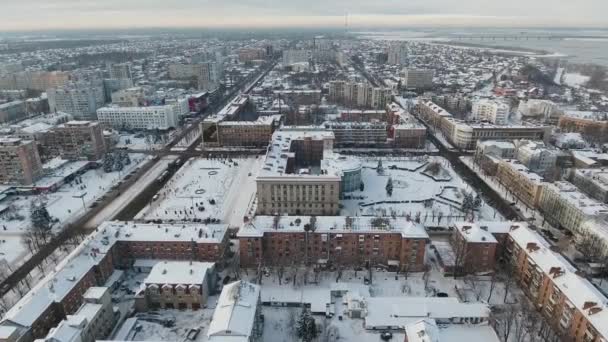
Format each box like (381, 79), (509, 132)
(545, 181), (608, 216)
(238, 215), (429, 239)
(145, 261), (215, 285)
(207, 281), (260, 341)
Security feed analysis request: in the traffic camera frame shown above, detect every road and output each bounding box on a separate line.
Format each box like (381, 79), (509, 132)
(0, 59), (277, 297)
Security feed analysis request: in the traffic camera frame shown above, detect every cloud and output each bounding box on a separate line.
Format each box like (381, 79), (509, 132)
(0, 0), (606, 30)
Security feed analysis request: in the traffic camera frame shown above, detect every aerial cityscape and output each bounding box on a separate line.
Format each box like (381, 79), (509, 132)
(0, 2), (607, 342)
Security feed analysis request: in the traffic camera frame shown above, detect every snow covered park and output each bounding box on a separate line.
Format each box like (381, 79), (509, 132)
(0, 154), (148, 267)
(340, 156), (503, 227)
(136, 157), (263, 227)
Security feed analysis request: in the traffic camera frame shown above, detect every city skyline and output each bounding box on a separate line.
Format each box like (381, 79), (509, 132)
(0, 0), (607, 31)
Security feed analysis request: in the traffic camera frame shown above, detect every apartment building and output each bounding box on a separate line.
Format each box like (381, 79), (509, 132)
(96, 104), (182, 130)
(517, 99), (562, 121)
(255, 128), (341, 216)
(559, 113), (608, 140)
(0, 71), (70, 91)
(107, 63), (133, 81)
(415, 100), (549, 150)
(401, 69), (433, 89)
(237, 47), (267, 62)
(282, 49), (310, 65)
(0, 100), (26, 123)
(386, 103), (427, 149)
(168, 63), (220, 91)
(515, 140), (558, 177)
(47, 82), (105, 120)
(471, 99), (510, 125)
(475, 140), (516, 160)
(40, 287), (116, 342)
(505, 225), (608, 342)
(238, 216), (429, 272)
(328, 81), (392, 110)
(538, 181), (608, 234)
(571, 169), (608, 204)
(207, 281), (263, 342)
(0, 138), (43, 185)
(211, 115), (280, 148)
(111, 87), (144, 107)
(0, 221), (229, 341)
(39, 121), (106, 161)
(451, 223), (498, 273)
(140, 261), (215, 310)
(495, 159), (545, 209)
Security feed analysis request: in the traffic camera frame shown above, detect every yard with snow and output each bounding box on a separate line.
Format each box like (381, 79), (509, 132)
(136, 157), (263, 228)
(0, 154), (148, 267)
(341, 156), (503, 227)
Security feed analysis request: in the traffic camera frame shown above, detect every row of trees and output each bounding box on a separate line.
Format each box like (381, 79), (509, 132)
(102, 151), (131, 173)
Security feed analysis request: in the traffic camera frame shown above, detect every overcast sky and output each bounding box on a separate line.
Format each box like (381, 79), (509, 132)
(0, 0), (606, 31)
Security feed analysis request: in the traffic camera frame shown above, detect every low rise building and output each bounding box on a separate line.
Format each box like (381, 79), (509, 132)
(209, 115), (280, 148)
(451, 223), (498, 274)
(515, 140), (558, 177)
(139, 261), (215, 310)
(571, 168), (608, 204)
(495, 159), (545, 209)
(415, 100), (549, 150)
(538, 181), (608, 234)
(238, 215), (429, 272)
(207, 281), (262, 342)
(506, 224), (608, 342)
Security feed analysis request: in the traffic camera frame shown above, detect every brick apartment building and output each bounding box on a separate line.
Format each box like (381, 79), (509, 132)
(238, 216), (429, 272)
(215, 115), (280, 148)
(451, 223), (499, 274)
(0, 221), (229, 341)
(0, 137), (43, 185)
(505, 225), (608, 342)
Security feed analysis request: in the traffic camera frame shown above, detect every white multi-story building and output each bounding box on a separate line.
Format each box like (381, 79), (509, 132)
(96, 102), (185, 130)
(282, 49), (310, 65)
(401, 69), (433, 89)
(517, 99), (562, 120)
(515, 140), (558, 177)
(47, 82), (105, 120)
(328, 81), (392, 110)
(471, 100), (510, 125)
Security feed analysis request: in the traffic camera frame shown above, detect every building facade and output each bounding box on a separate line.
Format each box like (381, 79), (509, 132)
(39, 121), (107, 161)
(238, 216), (429, 272)
(495, 159), (545, 209)
(401, 69), (433, 89)
(96, 104), (181, 130)
(47, 83), (105, 120)
(0, 138), (43, 185)
(471, 100), (510, 125)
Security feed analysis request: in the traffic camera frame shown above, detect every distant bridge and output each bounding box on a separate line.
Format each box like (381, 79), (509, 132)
(450, 34), (604, 41)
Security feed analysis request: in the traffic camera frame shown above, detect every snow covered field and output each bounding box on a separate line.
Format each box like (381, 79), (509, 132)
(136, 157), (263, 227)
(341, 156), (503, 227)
(115, 133), (169, 151)
(0, 154), (148, 267)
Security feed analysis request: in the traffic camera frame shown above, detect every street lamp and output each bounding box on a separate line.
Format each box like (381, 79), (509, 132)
(73, 192), (87, 212)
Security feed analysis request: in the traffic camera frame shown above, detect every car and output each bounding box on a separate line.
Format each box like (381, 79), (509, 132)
(381, 331), (393, 340)
(89, 203), (98, 209)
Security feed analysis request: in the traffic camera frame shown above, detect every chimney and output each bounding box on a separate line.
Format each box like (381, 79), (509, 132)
(583, 301), (597, 310)
(526, 242), (539, 252)
(589, 307), (603, 316)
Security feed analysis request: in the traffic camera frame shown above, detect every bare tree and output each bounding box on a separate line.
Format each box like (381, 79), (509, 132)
(494, 304), (517, 342)
(487, 272), (498, 303)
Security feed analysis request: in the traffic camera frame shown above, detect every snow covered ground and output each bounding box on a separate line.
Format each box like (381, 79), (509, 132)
(136, 157), (263, 227)
(563, 72), (590, 87)
(341, 156), (503, 227)
(116, 133), (169, 151)
(0, 154), (148, 267)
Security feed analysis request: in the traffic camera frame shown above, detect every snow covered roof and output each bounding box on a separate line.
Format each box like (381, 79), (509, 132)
(365, 297), (490, 328)
(404, 319), (500, 342)
(238, 215), (429, 239)
(257, 127), (339, 179)
(207, 281), (260, 341)
(145, 261), (214, 285)
(3, 221), (227, 328)
(508, 225), (608, 337)
(453, 223), (497, 243)
(544, 181), (608, 216)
